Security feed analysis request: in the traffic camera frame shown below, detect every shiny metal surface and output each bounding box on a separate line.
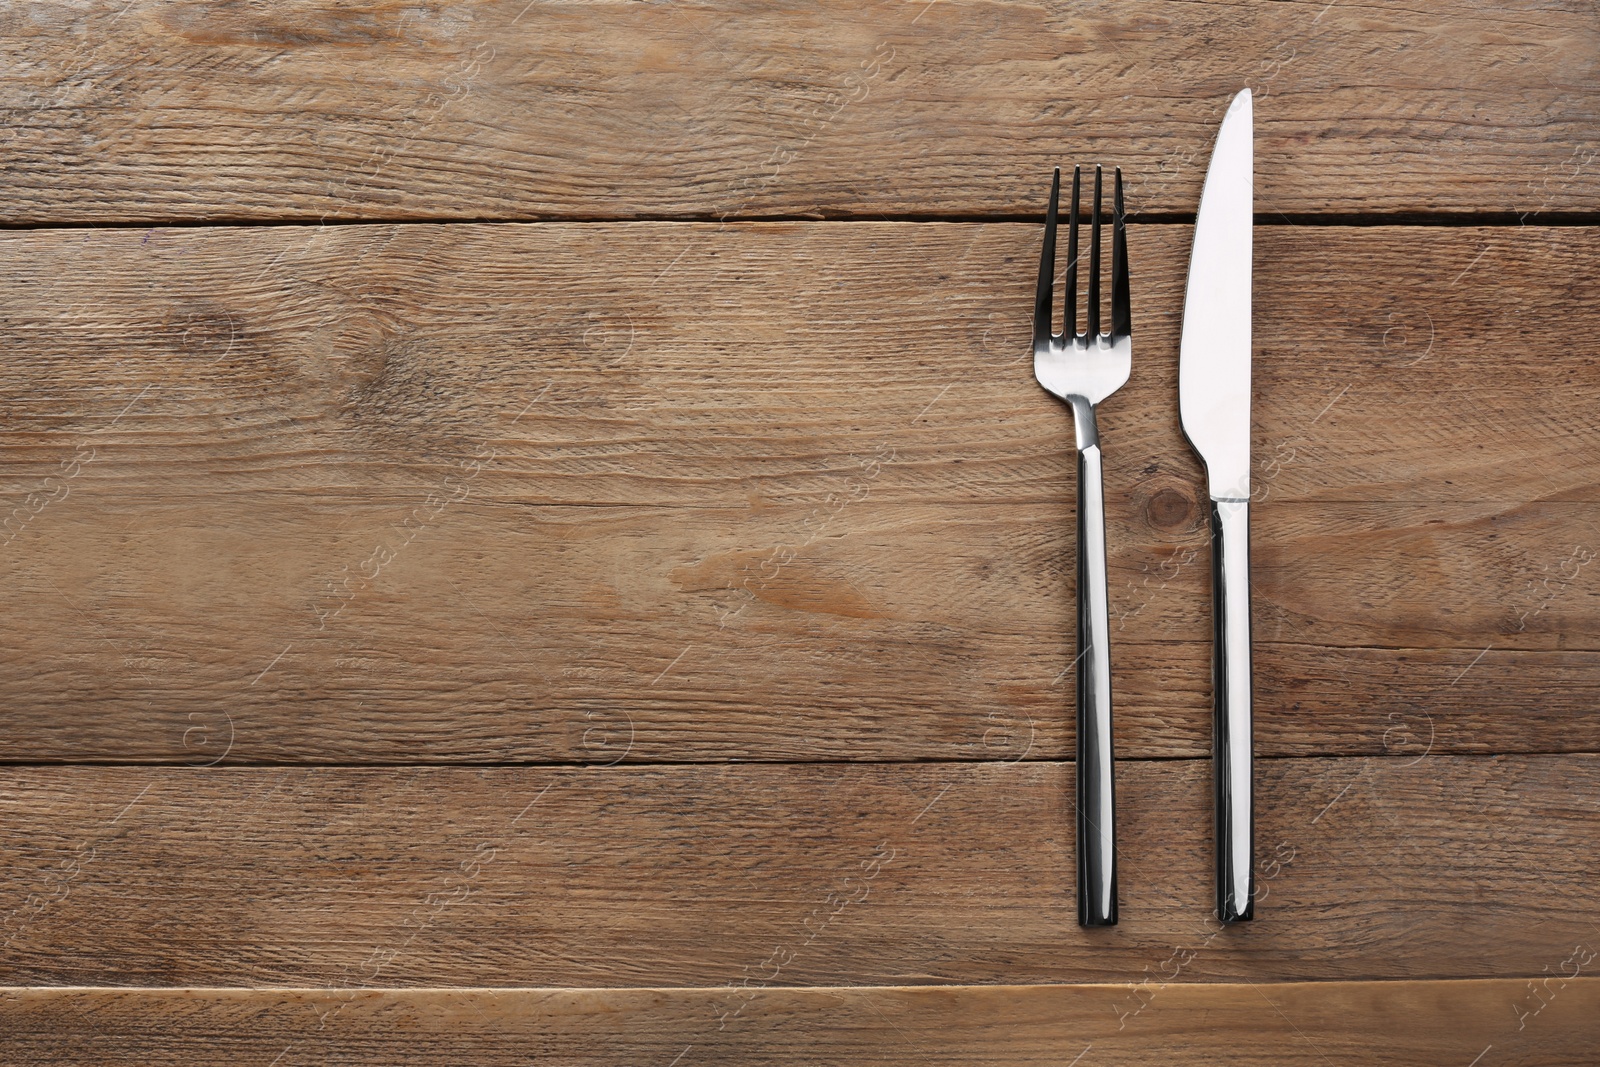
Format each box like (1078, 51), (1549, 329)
(1179, 88), (1254, 502)
(1033, 164), (1130, 927)
(1179, 89), (1255, 922)
(1210, 498), (1254, 921)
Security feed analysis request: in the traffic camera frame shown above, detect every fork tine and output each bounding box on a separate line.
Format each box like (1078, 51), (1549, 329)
(1033, 167), (1060, 349)
(1087, 165), (1103, 338)
(1065, 166), (1081, 340)
(1111, 166), (1131, 339)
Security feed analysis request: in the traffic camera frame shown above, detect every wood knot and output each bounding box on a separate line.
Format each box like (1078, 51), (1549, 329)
(1144, 487), (1193, 529)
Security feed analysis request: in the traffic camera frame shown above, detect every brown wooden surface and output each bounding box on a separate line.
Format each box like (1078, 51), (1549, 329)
(2, 2), (1597, 1064)
(2, 757), (1596, 986)
(0, 1), (1597, 222)
(3, 497), (1597, 762)
(0, 224), (1594, 508)
(4, 979), (1599, 1066)
(0, 224), (1595, 763)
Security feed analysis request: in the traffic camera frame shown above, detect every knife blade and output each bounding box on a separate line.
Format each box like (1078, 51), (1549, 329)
(1178, 87), (1255, 922)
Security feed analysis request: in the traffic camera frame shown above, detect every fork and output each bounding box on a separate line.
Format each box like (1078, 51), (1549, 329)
(1032, 165), (1131, 927)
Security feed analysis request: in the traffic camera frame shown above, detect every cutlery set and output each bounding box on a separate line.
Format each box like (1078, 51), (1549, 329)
(11, 87), (1258, 934)
(1033, 89), (1256, 925)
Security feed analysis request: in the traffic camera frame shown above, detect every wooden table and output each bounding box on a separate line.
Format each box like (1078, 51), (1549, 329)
(2, 2), (1597, 1063)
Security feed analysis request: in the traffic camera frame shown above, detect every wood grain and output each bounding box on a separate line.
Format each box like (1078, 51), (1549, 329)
(2, 0), (1594, 1053)
(0, 222), (1594, 761)
(0, 1), (1596, 222)
(2, 497), (1596, 763)
(0, 222), (1591, 509)
(3, 979), (1597, 1065)
(2, 756), (1595, 987)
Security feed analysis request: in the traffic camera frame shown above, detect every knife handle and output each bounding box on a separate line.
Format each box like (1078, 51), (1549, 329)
(1074, 403), (1117, 926)
(1210, 496), (1254, 922)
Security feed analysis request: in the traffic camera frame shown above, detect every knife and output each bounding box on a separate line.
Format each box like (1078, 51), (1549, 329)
(1179, 88), (1255, 922)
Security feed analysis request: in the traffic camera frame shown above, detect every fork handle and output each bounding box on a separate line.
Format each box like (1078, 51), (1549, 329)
(1073, 402), (1117, 926)
(1210, 497), (1254, 922)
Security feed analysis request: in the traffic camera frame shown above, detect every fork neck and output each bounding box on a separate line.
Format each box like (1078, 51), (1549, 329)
(1068, 396), (1101, 452)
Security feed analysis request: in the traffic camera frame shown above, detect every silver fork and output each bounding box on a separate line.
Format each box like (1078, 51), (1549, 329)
(1032, 165), (1131, 927)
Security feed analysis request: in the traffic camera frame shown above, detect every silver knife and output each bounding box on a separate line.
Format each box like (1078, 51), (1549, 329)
(1179, 88), (1254, 922)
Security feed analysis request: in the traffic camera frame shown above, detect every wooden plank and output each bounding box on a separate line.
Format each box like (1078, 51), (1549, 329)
(0, 1), (1596, 222)
(1, 757), (1595, 987)
(0, 222), (1594, 761)
(0, 223), (1592, 509)
(3, 979), (1597, 1065)
(2, 497), (1596, 763)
